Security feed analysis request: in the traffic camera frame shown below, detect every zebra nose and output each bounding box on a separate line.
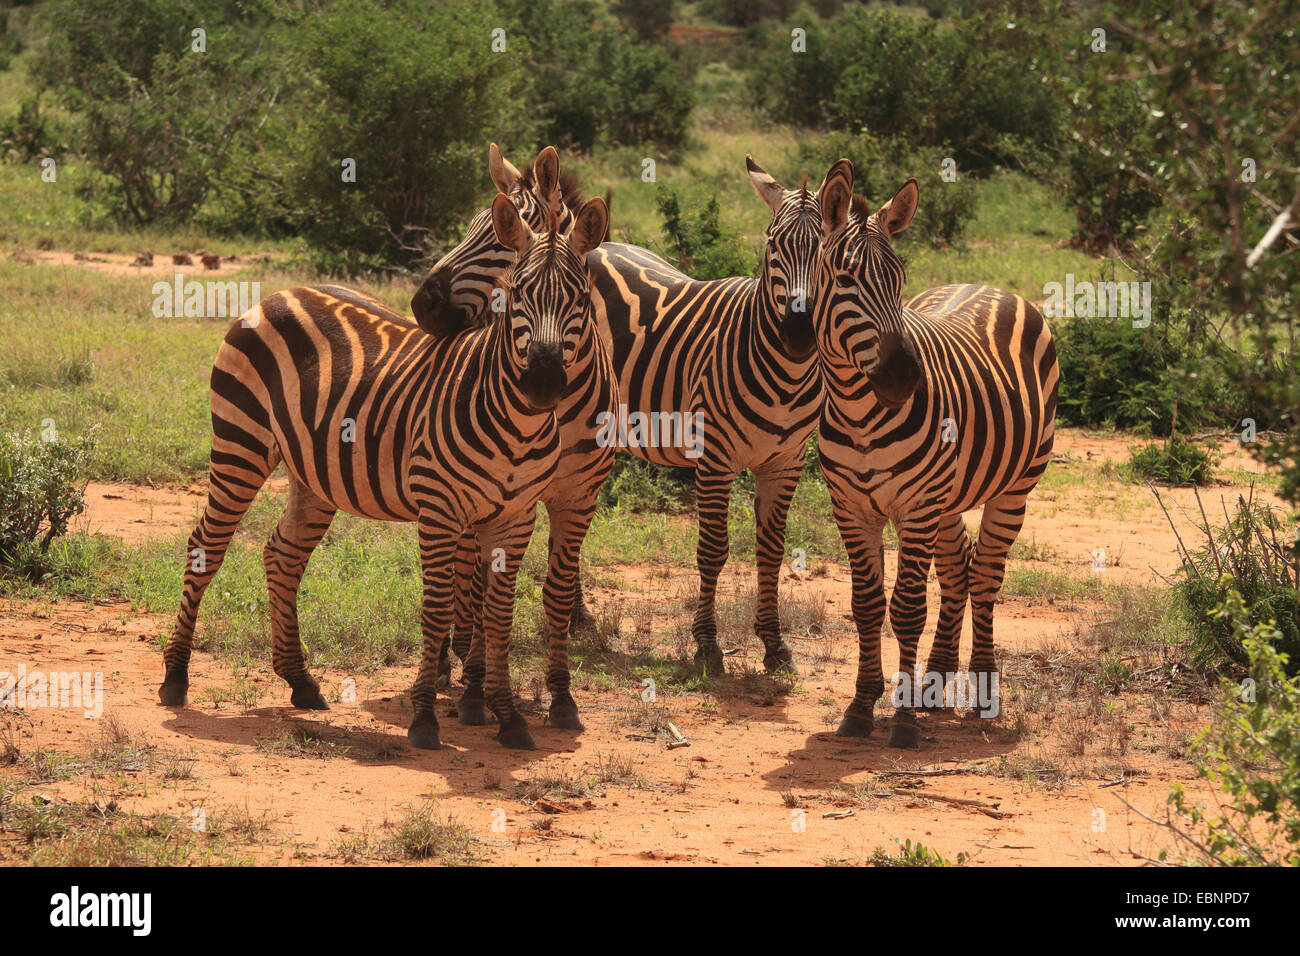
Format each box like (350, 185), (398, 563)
(780, 304), (816, 360)
(520, 341), (565, 409)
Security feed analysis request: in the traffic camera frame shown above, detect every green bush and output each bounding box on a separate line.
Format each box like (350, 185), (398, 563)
(799, 133), (979, 247)
(0, 96), (69, 164)
(1172, 497), (1300, 679)
(0, 428), (95, 580)
(1123, 437), (1218, 487)
(655, 186), (758, 280)
(598, 455), (694, 513)
(1054, 80), (1163, 251)
(1052, 301), (1247, 434)
(698, 0), (796, 27)
(1166, 590), (1300, 865)
(613, 0), (675, 40)
(33, 0), (277, 225)
(277, 0), (535, 271)
(753, 5), (1061, 174)
(499, 0), (693, 152)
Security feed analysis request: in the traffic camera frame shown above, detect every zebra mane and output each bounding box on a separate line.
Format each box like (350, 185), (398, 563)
(849, 194), (874, 225)
(521, 164), (586, 216)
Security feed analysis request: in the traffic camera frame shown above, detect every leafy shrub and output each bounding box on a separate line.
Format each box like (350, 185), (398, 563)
(1166, 591), (1300, 865)
(1171, 496), (1300, 678)
(868, 838), (967, 867)
(1051, 303), (1247, 434)
(799, 133), (979, 247)
(698, 0), (796, 27)
(598, 456), (694, 513)
(1123, 437), (1218, 486)
(499, 0), (693, 152)
(0, 428), (95, 580)
(613, 0), (675, 40)
(0, 97), (69, 164)
(34, 0), (277, 224)
(277, 0), (535, 271)
(754, 5), (1060, 174)
(656, 186), (757, 280)
(1054, 80), (1163, 250)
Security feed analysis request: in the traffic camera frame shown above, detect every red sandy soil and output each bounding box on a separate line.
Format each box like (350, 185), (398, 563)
(1, 431), (1284, 866)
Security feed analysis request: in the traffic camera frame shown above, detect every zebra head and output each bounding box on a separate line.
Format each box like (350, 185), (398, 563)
(747, 155), (855, 361)
(412, 144), (585, 339)
(814, 171), (923, 407)
(489, 191), (609, 411)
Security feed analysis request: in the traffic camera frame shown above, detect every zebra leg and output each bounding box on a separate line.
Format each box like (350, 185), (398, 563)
(569, 574), (597, 634)
(409, 518), (459, 750)
(834, 513), (889, 737)
(480, 515), (538, 750)
(542, 504), (597, 731)
(923, 512), (972, 683)
(457, 559), (489, 726)
(160, 453), (273, 706)
(752, 462), (802, 674)
(885, 517), (940, 749)
(692, 466), (737, 676)
(263, 478), (337, 710)
(441, 530), (479, 687)
(967, 494), (1028, 715)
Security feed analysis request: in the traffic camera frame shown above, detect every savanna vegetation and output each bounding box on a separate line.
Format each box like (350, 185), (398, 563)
(1, 0), (1297, 867)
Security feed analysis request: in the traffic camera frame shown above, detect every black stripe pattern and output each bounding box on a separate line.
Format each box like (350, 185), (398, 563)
(812, 172), (1059, 748)
(160, 190), (609, 752)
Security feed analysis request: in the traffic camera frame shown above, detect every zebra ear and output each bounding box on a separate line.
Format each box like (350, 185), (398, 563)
(489, 143), (522, 195)
(870, 329), (922, 407)
(877, 179), (919, 237)
(746, 155), (786, 214)
(491, 192), (531, 256)
(569, 196), (608, 259)
(819, 158), (854, 235)
(533, 145), (563, 211)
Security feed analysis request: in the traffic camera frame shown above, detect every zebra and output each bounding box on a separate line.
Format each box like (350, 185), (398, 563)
(158, 190), (610, 751)
(418, 154), (853, 678)
(811, 164), (1059, 748)
(412, 145), (616, 733)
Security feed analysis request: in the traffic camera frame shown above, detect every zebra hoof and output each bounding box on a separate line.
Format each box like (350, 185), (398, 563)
(763, 647), (797, 676)
(887, 710), (922, 749)
(549, 698), (584, 731)
(408, 715), (442, 750)
(497, 720), (537, 751)
(569, 602), (597, 636)
(694, 645), (726, 678)
(290, 685), (329, 710)
(835, 709), (874, 738)
(457, 690), (489, 726)
(158, 682), (189, 707)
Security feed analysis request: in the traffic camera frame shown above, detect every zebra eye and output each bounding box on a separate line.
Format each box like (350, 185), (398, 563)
(835, 273), (857, 288)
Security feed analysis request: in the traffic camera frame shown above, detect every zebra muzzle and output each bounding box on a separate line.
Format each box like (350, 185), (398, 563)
(779, 305), (816, 360)
(866, 330), (922, 408)
(411, 273), (469, 338)
(520, 341), (566, 409)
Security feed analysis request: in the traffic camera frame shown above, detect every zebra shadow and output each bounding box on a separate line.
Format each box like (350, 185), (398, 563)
(759, 710), (1023, 792)
(159, 699), (571, 773)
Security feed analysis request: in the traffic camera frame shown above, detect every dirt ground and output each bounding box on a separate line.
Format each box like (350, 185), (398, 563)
(1, 431), (1283, 866)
